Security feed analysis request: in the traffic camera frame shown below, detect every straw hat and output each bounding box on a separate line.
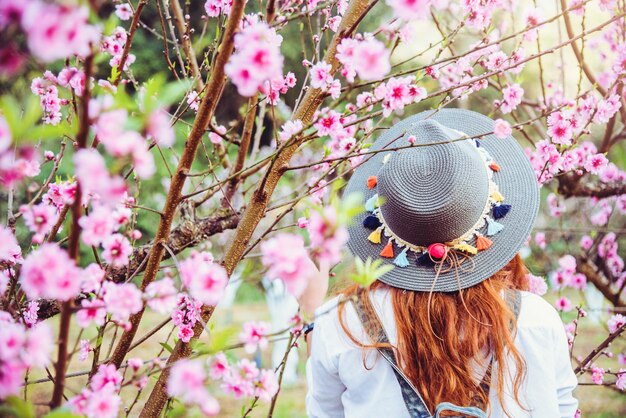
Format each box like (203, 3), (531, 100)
(345, 109), (539, 292)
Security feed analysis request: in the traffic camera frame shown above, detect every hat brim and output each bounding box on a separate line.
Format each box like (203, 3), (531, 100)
(344, 108), (540, 292)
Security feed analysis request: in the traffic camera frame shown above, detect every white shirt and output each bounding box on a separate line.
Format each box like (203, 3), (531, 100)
(306, 290), (578, 417)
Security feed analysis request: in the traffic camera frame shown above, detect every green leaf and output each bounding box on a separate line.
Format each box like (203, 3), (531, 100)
(193, 326), (238, 355)
(0, 396), (35, 418)
(348, 257), (394, 287)
(160, 342), (174, 353)
(43, 409), (83, 418)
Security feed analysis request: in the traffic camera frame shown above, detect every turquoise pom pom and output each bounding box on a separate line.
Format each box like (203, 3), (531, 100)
(365, 193), (379, 212)
(486, 218), (504, 236)
(394, 248), (410, 268)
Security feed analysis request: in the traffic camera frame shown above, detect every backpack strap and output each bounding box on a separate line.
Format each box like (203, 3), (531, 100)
(351, 290), (432, 418)
(350, 289), (522, 418)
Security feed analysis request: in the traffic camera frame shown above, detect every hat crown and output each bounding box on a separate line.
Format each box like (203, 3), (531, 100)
(376, 119), (489, 247)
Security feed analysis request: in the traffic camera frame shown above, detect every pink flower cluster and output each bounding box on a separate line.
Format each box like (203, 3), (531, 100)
(386, 0), (431, 21)
(2, 0), (100, 63)
(74, 149), (128, 205)
(68, 364), (123, 418)
(239, 321), (271, 353)
(20, 244), (82, 301)
(0, 316), (52, 399)
(525, 273), (548, 296)
(101, 26), (135, 71)
(31, 71), (76, 125)
(92, 108), (155, 179)
(374, 76), (427, 117)
(0, 226), (21, 265)
(261, 233), (311, 297)
(598, 233), (624, 278)
(526, 140), (610, 184)
(309, 60), (341, 99)
(307, 206), (348, 265)
(336, 37), (391, 82)
(179, 251), (229, 306)
(225, 19), (284, 97)
(168, 359), (220, 415)
(171, 293), (203, 343)
(0, 141), (40, 189)
(550, 255), (587, 291)
(608, 314), (626, 334)
(204, 0), (232, 17)
(211, 356), (279, 402)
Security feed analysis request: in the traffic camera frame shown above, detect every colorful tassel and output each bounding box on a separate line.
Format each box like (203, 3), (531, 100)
(368, 227), (382, 244)
(365, 193), (379, 212)
(492, 203), (511, 219)
(489, 161), (501, 172)
(367, 175), (378, 190)
(394, 248), (410, 267)
(475, 235), (493, 251)
(474, 139), (481, 148)
(486, 218), (504, 236)
(491, 190), (505, 203)
(380, 240), (394, 258)
(416, 252), (435, 267)
(363, 215), (382, 230)
(455, 242), (478, 255)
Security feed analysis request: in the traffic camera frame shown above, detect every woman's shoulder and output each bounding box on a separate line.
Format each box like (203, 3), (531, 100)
(516, 290), (564, 331)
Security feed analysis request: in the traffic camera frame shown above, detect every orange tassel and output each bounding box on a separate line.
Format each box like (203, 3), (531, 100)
(380, 240), (394, 258)
(367, 175), (378, 189)
(476, 235), (493, 251)
(489, 161), (501, 172)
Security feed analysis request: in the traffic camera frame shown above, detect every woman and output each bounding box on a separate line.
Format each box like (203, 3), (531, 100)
(299, 109), (578, 418)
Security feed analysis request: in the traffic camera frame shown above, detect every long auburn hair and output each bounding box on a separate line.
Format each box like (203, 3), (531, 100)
(337, 254), (530, 417)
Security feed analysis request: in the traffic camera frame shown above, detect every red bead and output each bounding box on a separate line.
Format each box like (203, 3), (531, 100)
(427, 243), (447, 259)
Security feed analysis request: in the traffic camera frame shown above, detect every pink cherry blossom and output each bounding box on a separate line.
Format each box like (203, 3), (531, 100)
(74, 149), (127, 206)
(308, 206), (348, 265)
(580, 235), (593, 251)
(526, 274), (548, 296)
(79, 339), (91, 361)
(239, 321), (270, 353)
(79, 205), (117, 246)
(255, 369), (279, 402)
(310, 61), (334, 90)
(76, 299), (107, 328)
(20, 203), (58, 241)
(616, 369), (626, 390)
(205, 0), (232, 17)
(115, 3), (133, 20)
(179, 251), (229, 306)
(0, 225), (21, 264)
(145, 277), (178, 314)
(387, 0), (431, 20)
(278, 119), (303, 143)
(102, 233), (132, 266)
(21, 1), (100, 63)
(555, 296), (573, 312)
(102, 282), (143, 323)
(225, 21), (284, 97)
(147, 108), (175, 147)
(591, 366), (605, 385)
(608, 314), (626, 334)
(339, 37), (390, 81)
(261, 233), (310, 297)
(20, 243), (81, 301)
(493, 119), (512, 139)
(209, 353), (230, 380)
(168, 359), (219, 414)
(499, 83), (524, 114)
